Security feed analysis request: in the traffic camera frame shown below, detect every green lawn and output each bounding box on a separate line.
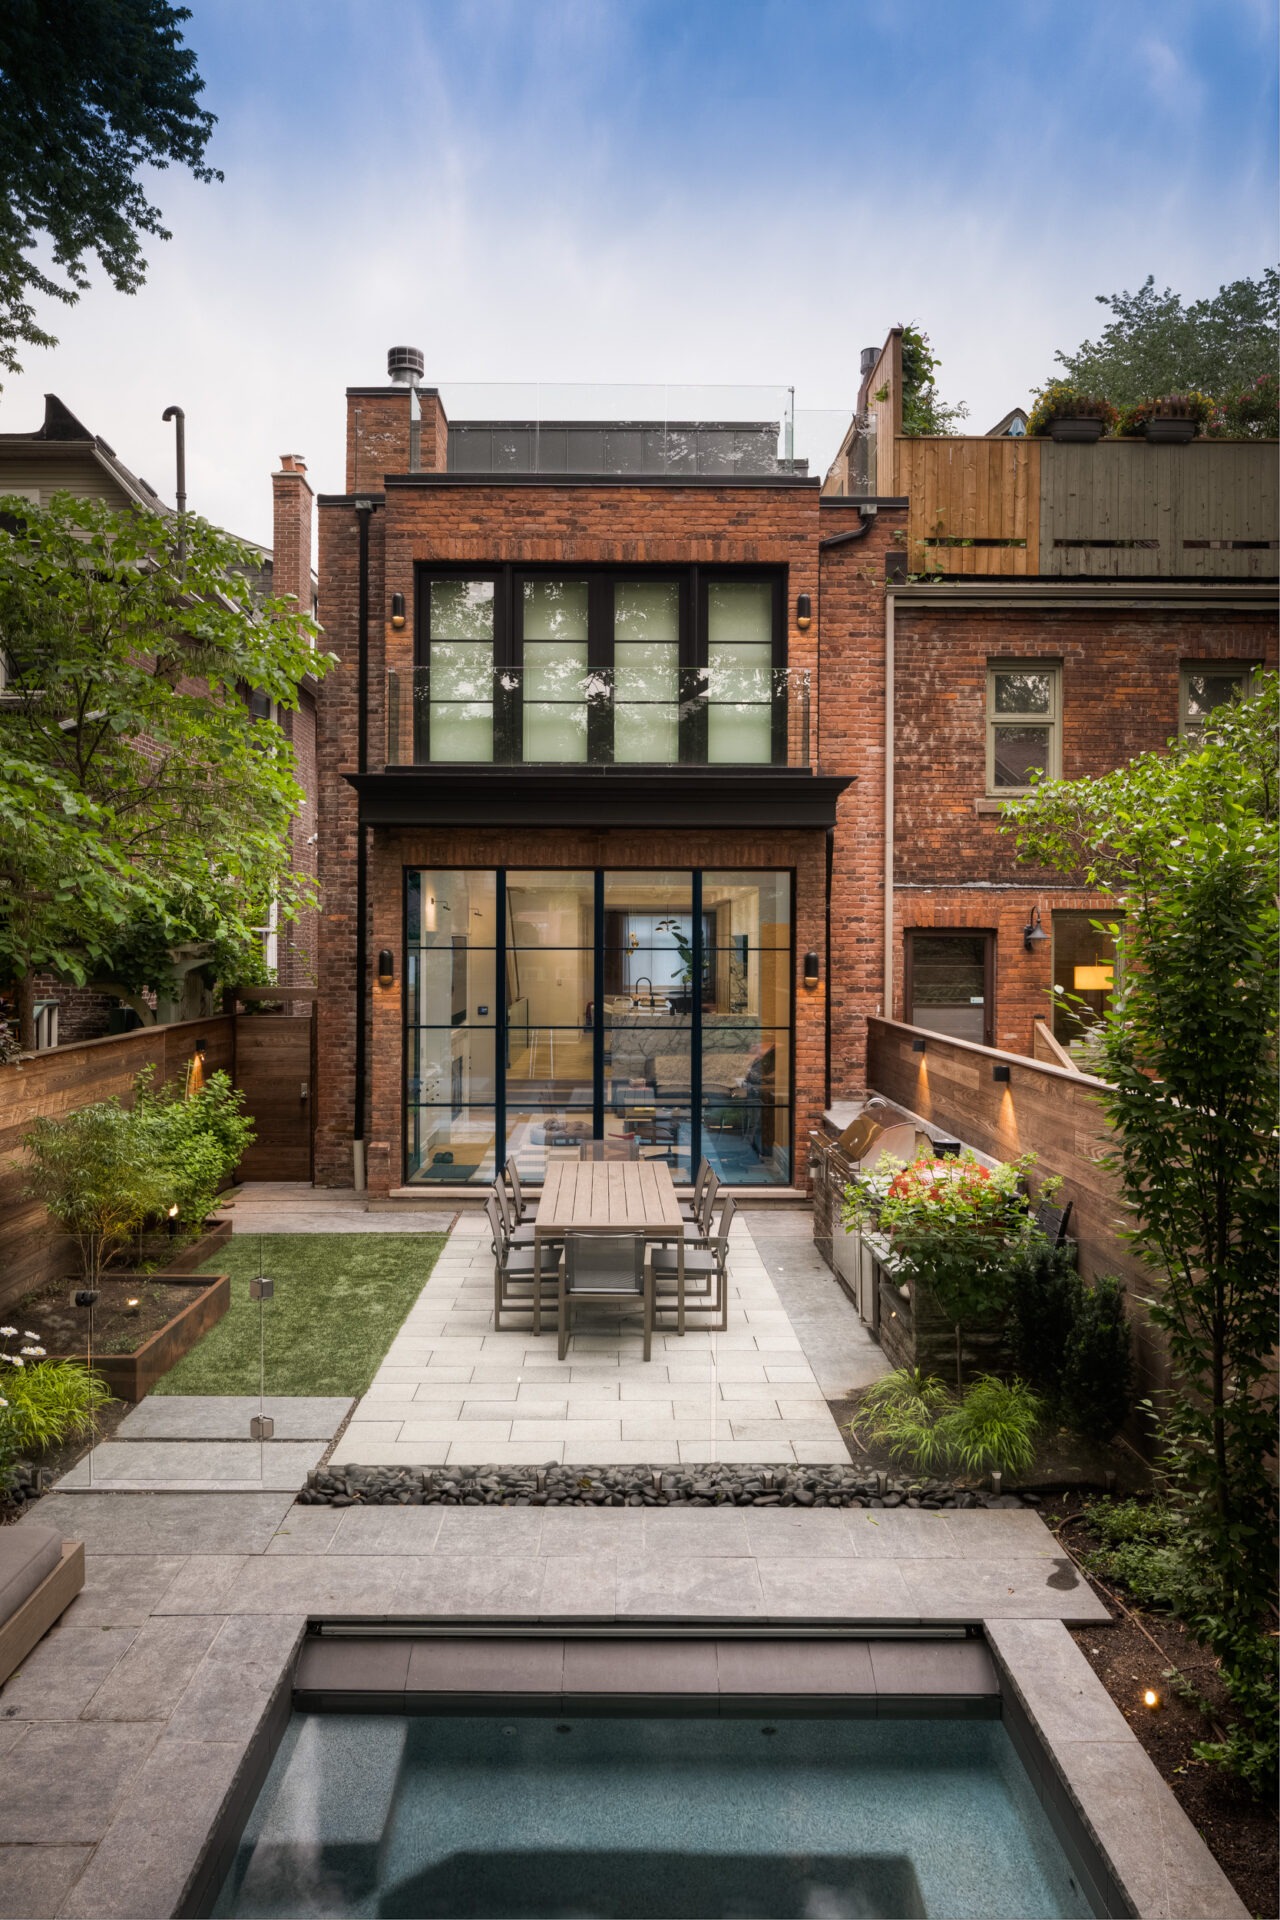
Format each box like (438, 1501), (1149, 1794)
(151, 1232), (448, 1397)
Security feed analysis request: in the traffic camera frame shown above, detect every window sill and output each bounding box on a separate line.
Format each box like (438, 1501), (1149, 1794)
(974, 797), (1016, 815)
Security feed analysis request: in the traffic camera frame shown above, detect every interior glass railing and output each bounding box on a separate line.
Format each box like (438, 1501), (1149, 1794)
(384, 664), (811, 769)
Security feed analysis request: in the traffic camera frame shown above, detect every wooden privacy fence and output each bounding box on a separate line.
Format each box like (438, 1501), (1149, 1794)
(0, 1009), (313, 1315)
(860, 1017), (1165, 1401)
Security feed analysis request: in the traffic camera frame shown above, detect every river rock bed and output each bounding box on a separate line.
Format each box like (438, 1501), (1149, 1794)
(298, 1462), (1034, 1509)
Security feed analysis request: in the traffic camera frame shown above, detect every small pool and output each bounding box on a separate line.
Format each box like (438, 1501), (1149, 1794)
(214, 1712), (1092, 1919)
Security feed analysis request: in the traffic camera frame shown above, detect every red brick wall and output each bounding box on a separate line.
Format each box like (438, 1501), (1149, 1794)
(886, 603), (1278, 1054)
(816, 507), (906, 1101)
(345, 388), (448, 492)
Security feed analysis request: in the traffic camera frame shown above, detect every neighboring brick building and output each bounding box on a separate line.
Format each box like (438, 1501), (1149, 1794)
(0, 396), (321, 1040)
(313, 348), (1277, 1195)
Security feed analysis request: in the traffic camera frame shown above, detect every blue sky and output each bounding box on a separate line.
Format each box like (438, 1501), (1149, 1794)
(2, 0), (1274, 542)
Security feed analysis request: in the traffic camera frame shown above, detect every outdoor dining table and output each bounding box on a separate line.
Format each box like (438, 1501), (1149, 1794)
(531, 1158), (687, 1339)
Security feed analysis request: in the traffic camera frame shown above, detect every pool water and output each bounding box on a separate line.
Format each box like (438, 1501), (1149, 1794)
(214, 1713), (1092, 1919)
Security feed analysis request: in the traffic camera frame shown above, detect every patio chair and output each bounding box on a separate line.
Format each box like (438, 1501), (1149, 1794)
(651, 1193), (736, 1334)
(557, 1232), (654, 1362)
(504, 1156), (530, 1222)
(485, 1195), (557, 1333)
(491, 1176), (538, 1250)
(678, 1156), (712, 1222)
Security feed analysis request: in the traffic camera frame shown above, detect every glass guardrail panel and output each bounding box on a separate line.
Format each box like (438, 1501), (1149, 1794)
(385, 667), (811, 767)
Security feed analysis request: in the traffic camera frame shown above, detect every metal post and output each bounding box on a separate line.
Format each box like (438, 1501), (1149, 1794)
(162, 406), (186, 567)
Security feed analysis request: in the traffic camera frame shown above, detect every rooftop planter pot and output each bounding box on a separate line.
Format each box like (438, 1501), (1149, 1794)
(1025, 384), (1120, 444)
(1119, 392), (1214, 445)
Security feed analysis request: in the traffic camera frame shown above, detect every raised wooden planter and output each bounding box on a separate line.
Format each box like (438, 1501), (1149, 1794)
(46, 1271), (230, 1402)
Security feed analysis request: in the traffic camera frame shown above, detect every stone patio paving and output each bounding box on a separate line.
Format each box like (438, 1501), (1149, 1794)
(328, 1207), (888, 1470)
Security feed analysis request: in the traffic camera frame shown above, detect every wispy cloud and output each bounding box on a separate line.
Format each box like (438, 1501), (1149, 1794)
(0, 0), (1273, 543)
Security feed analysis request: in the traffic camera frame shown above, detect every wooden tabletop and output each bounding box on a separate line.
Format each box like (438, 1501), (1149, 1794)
(534, 1159), (683, 1237)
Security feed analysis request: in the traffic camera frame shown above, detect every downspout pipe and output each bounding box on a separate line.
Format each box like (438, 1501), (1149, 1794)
(352, 498), (375, 1189)
(883, 591), (895, 1018)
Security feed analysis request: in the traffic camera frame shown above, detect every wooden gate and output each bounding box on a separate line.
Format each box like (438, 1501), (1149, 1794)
(234, 1012), (314, 1181)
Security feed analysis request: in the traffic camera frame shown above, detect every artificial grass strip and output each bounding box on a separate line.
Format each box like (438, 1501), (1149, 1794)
(151, 1232), (447, 1398)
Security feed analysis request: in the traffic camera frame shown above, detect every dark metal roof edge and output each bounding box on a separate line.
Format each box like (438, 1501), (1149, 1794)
(381, 472), (821, 491)
(317, 493), (387, 508)
(819, 496), (909, 510)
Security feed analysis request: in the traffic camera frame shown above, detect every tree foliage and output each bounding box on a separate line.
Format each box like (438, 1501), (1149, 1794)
(1047, 270), (1279, 409)
(0, 492), (329, 1036)
(897, 324), (969, 436)
(0, 0), (218, 380)
(1004, 675), (1279, 1789)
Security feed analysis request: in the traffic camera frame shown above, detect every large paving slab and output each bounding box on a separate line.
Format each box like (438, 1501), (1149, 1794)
(222, 1180), (454, 1235)
(327, 1209), (876, 1468)
(56, 1439), (327, 1493)
(115, 1396), (353, 1442)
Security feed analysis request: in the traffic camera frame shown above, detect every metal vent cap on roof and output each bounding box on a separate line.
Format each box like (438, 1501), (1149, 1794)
(387, 345), (425, 385)
(860, 347), (879, 376)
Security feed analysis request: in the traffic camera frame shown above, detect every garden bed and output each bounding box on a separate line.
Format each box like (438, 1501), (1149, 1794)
(1049, 1494), (1278, 1920)
(13, 1272), (230, 1402)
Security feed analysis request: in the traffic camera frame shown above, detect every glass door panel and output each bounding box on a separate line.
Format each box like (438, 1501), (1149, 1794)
(522, 579), (589, 762)
(613, 581), (679, 763)
(406, 871), (498, 1182)
(426, 580), (494, 763)
(706, 582), (774, 764)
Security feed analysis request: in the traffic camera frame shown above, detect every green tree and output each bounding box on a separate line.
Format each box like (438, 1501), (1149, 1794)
(897, 325), (969, 437)
(1047, 270), (1279, 408)
(0, 0), (218, 381)
(1004, 675), (1279, 1789)
(0, 491), (328, 1046)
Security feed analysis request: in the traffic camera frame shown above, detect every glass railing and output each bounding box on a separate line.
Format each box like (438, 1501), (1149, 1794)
(384, 664), (811, 768)
(431, 383), (855, 481)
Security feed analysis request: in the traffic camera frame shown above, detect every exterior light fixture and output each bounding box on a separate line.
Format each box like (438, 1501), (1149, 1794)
(1074, 964), (1114, 991)
(1023, 907), (1049, 954)
(1142, 1688), (1161, 1710)
(377, 948), (395, 988)
(796, 593), (812, 631)
(390, 591), (406, 630)
(992, 1064), (1012, 1083)
(803, 950), (820, 988)
(912, 1037), (927, 1054)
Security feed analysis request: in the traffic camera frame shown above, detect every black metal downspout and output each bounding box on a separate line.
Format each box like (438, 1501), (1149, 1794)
(353, 501), (374, 1179)
(824, 824), (834, 1111)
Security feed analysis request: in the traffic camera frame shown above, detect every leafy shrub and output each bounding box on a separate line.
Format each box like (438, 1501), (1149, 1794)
(1081, 1498), (1202, 1615)
(1026, 382), (1120, 437)
(1009, 1240), (1083, 1397)
(24, 1100), (167, 1283)
(938, 1375), (1040, 1479)
(849, 1368), (955, 1472)
(1, 1361), (111, 1456)
(1062, 1276), (1133, 1443)
(135, 1068), (254, 1232)
(1211, 371), (1278, 440)
(850, 1368), (1040, 1481)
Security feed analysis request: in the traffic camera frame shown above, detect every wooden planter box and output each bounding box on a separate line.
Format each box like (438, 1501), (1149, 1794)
(46, 1271), (230, 1403)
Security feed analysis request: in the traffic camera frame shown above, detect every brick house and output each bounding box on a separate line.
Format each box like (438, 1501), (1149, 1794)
(0, 396), (321, 1041)
(312, 347), (1277, 1196)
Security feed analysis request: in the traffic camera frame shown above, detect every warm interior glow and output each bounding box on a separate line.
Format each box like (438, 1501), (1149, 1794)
(1073, 964), (1114, 991)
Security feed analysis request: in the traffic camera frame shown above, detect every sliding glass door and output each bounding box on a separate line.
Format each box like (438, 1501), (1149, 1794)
(404, 867), (794, 1187)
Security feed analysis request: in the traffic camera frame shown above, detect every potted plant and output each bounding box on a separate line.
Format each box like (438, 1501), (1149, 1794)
(655, 917), (697, 1014)
(1026, 382), (1119, 443)
(1118, 391), (1214, 444)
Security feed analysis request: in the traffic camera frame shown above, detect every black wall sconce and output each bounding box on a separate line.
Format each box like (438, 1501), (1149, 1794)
(803, 950), (820, 988)
(796, 593), (812, 631)
(992, 1063), (1012, 1083)
(390, 591), (406, 630)
(912, 1037), (927, 1053)
(1023, 906), (1049, 954)
(377, 948), (395, 988)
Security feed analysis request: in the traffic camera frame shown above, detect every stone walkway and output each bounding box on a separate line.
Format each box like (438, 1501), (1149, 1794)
(219, 1180), (455, 1235)
(329, 1209), (886, 1470)
(58, 1399), (352, 1494)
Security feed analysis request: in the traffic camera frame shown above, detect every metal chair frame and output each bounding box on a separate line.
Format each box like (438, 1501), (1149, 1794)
(557, 1232), (654, 1362)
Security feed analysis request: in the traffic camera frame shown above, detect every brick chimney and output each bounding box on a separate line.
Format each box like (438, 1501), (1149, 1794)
(345, 348), (449, 491)
(271, 454), (313, 614)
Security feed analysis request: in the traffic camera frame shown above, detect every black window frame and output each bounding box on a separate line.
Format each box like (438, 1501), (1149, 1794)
(414, 563), (787, 767)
